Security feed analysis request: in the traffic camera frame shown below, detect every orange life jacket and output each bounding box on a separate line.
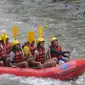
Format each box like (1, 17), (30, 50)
(30, 45), (36, 55)
(50, 45), (62, 59)
(35, 47), (45, 63)
(0, 45), (3, 59)
(13, 50), (23, 63)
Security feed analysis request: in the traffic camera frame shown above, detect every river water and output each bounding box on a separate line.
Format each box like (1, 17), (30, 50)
(0, 0), (85, 85)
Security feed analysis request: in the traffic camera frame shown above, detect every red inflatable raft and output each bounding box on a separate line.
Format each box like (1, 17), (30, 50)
(0, 58), (85, 80)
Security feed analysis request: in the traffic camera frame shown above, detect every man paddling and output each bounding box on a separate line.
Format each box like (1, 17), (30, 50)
(49, 37), (70, 63)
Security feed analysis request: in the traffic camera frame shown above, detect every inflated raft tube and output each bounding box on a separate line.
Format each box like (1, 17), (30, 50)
(0, 58), (85, 80)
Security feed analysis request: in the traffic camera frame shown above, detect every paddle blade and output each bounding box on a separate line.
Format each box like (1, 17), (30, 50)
(12, 26), (18, 39)
(38, 26), (43, 38)
(23, 46), (30, 56)
(28, 32), (35, 44)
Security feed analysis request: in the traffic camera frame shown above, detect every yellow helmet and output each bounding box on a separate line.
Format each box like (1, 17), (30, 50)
(0, 37), (2, 41)
(12, 40), (20, 46)
(50, 37), (57, 42)
(37, 38), (44, 43)
(1, 34), (9, 40)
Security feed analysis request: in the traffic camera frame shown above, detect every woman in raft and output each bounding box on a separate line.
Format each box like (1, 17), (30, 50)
(34, 37), (58, 68)
(9, 40), (29, 68)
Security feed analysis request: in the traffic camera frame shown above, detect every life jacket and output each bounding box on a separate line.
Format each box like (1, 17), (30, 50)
(50, 45), (62, 59)
(30, 45), (36, 55)
(6, 42), (11, 55)
(13, 50), (23, 63)
(0, 45), (3, 59)
(35, 47), (45, 64)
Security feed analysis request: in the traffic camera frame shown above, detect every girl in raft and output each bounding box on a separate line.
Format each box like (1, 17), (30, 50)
(49, 37), (70, 63)
(34, 38), (58, 68)
(9, 40), (28, 68)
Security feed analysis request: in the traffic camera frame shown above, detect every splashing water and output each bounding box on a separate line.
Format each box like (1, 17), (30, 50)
(70, 48), (80, 59)
(0, 74), (75, 85)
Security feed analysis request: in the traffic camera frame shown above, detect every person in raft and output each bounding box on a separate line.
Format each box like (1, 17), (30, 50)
(0, 37), (6, 66)
(1, 34), (11, 66)
(9, 40), (28, 68)
(49, 37), (70, 63)
(30, 41), (36, 56)
(23, 46), (44, 68)
(22, 40), (36, 57)
(34, 38), (58, 68)
(22, 32), (36, 57)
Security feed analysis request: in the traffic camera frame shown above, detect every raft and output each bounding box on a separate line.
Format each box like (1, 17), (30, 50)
(0, 58), (85, 80)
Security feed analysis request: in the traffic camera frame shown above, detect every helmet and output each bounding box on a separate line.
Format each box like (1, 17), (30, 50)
(50, 37), (57, 42)
(37, 38), (44, 43)
(1, 34), (9, 40)
(0, 37), (2, 41)
(12, 40), (20, 46)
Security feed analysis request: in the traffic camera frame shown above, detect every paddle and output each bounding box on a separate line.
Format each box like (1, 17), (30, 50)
(1, 32), (7, 58)
(38, 26), (43, 38)
(23, 46), (30, 56)
(28, 32), (35, 44)
(12, 26), (18, 40)
(43, 25), (51, 59)
(43, 25), (49, 48)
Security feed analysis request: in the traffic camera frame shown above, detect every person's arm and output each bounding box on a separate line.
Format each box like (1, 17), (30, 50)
(62, 51), (70, 58)
(9, 52), (16, 67)
(50, 47), (70, 56)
